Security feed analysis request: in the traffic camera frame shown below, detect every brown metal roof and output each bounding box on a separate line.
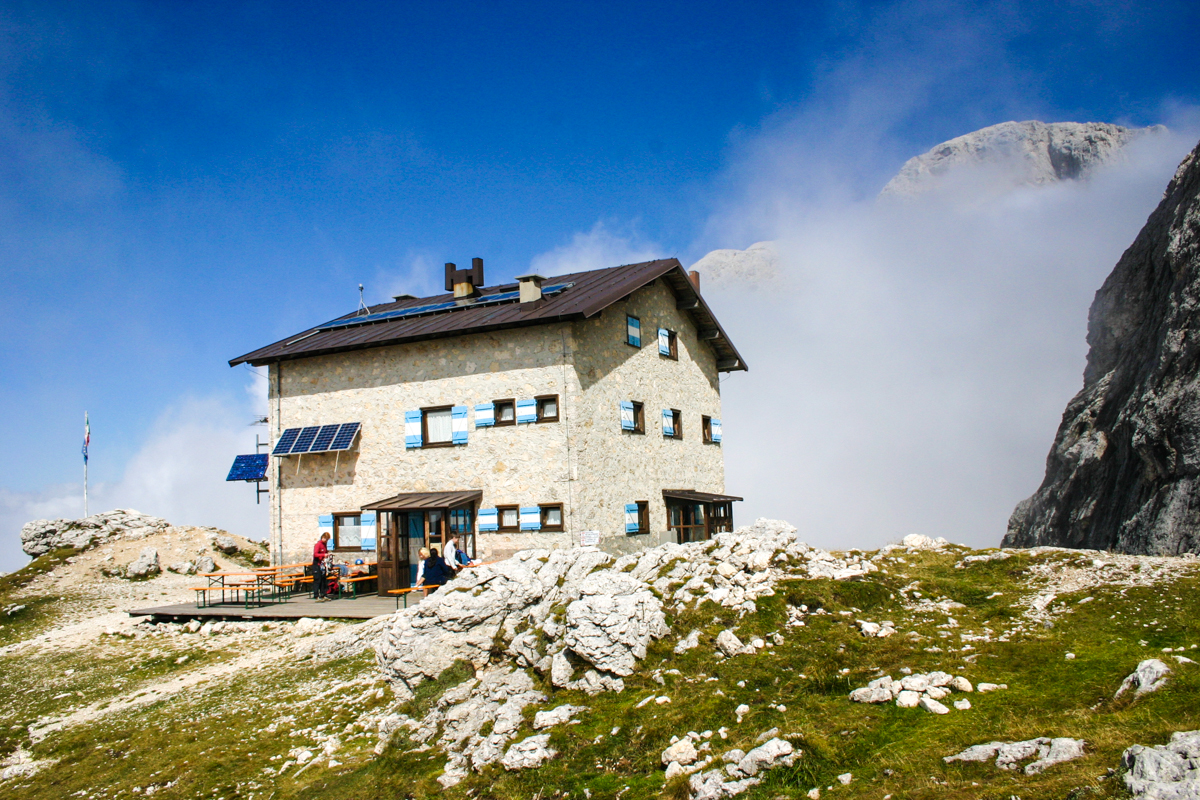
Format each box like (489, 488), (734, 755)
(229, 259), (747, 372)
(662, 489), (744, 504)
(361, 490), (483, 511)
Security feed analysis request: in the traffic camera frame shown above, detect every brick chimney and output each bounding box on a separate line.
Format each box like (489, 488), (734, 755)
(445, 258), (484, 298)
(688, 270), (700, 293)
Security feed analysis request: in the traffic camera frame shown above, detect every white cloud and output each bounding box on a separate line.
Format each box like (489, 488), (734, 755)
(529, 221), (661, 277)
(0, 381), (270, 572)
(707, 116), (1200, 551)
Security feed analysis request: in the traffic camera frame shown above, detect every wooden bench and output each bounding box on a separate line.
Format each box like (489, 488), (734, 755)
(338, 574), (377, 599)
(190, 584), (269, 608)
(388, 585), (441, 609)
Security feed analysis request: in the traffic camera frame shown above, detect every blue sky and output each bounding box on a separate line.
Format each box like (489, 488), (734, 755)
(2, 0), (1199, 568)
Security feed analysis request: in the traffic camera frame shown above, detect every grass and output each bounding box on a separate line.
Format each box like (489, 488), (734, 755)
(1, 547), (1198, 799)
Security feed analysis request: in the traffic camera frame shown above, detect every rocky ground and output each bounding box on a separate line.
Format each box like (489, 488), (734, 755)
(1, 516), (1199, 799)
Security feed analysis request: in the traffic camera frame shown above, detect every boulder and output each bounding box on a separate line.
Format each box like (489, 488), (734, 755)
(918, 696), (949, 715)
(533, 704), (586, 730)
(167, 561), (196, 575)
(735, 738), (795, 777)
(662, 738), (698, 766)
(895, 691), (921, 708)
(196, 555), (216, 574)
(125, 548), (160, 579)
(1005, 137), (1200, 555)
(1116, 659), (1172, 699)
(1123, 730), (1200, 799)
(674, 629), (702, 654)
(215, 535), (239, 554)
(501, 734), (556, 770)
(716, 630), (753, 657)
(946, 737), (1086, 775)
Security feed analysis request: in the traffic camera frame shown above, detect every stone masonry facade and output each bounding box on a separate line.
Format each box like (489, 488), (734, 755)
(269, 279), (726, 564)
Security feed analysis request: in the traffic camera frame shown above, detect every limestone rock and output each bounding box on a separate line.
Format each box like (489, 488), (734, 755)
(662, 737), (698, 766)
(895, 690), (921, 708)
(734, 738), (795, 777)
(501, 734), (556, 771)
(675, 629), (702, 654)
(196, 555), (216, 574)
(1005, 137), (1200, 555)
(1116, 659), (1172, 699)
(919, 696), (949, 715)
(945, 737), (1086, 775)
(215, 535), (239, 554)
(20, 509), (170, 558)
(1123, 730), (1200, 799)
(881, 121), (1162, 199)
(716, 630), (753, 658)
(167, 561), (196, 575)
(125, 548), (160, 579)
(533, 704), (586, 730)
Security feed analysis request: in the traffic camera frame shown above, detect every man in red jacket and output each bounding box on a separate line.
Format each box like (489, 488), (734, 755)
(313, 531), (331, 602)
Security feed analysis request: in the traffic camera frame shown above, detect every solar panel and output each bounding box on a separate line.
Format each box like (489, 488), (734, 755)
(314, 283), (572, 333)
(272, 428), (301, 455)
(329, 422), (361, 451)
(290, 426), (321, 454)
(226, 454), (269, 482)
(311, 424), (340, 452)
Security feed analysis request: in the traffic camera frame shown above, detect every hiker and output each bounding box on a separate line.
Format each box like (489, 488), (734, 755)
(413, 547), (430, 588)
(446, 534), (470, 572)
(313, 531), (332, 602)
(421, 547), (447, 596)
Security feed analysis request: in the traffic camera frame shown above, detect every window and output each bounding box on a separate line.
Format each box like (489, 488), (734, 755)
(628, 402), (648, 434)
(702, 415), (712, 443)
(665, 409), (682, 439)
(422, 406), (453, 446)
(494, 399), (516, 427)
(333, 514), (362, 550)
(540, 504), (564, 531)
(625, 501), (649, 534)
(626, 315), (641, 347)
(658, 328), (678, 360)
(536, 395), (559, 423)
(497, 505), (519, 531)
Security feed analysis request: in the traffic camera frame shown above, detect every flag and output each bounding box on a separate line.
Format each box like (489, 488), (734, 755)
(82, 412), (90, 465)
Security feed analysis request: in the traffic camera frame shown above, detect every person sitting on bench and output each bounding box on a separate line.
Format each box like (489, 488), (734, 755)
(419, 547), (447, 597)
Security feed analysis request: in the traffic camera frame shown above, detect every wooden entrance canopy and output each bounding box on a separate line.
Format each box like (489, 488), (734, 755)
(362, 490), (482, 511)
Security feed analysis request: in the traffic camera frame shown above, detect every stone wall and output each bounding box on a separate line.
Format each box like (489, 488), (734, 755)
(268, 278), (728, 563)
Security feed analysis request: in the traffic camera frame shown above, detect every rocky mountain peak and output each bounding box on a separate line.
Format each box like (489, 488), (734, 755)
(1005, 136), (1200, 554)
(880, 120), (1165, 198)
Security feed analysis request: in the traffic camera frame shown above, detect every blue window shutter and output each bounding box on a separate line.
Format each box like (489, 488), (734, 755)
(477, 508), (499, 532)
(624, 504), (639, 533)
(404, 410), (422, 449)
(712, 419), (722, 443)
(474, 402), (495, 427)
(662, 409), (673, 437)
(451, 405), (469, 444)
(620, 401), (635, 431)
(318, 514), (334, 538)
(627, 316), (641, 347)
(516, 398), (537, 423)
(658, 328), (671, 355)
(519, 506), (541, 531)
(360, 511), (377, 550)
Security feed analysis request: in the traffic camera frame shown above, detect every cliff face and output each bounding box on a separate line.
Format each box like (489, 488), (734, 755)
(1005, 138), (1200, 555)
(880, 121), (1162, 198)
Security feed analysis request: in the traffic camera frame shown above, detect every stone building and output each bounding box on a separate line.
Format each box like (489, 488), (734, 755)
(229, 258), (747, 593)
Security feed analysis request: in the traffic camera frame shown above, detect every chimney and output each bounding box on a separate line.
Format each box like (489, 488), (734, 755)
(444, 258), (485, 299)
(688, 270), (701, 293)
(515, 273), (545, 303)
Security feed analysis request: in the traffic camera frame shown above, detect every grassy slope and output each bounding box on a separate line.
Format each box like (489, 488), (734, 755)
(2, 547), (1198, 800)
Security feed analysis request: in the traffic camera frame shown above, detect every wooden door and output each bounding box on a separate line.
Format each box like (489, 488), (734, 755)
(377, 511), (398, 595)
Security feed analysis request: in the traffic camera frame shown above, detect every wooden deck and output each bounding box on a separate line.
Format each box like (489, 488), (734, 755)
(128, 594), (406, 621)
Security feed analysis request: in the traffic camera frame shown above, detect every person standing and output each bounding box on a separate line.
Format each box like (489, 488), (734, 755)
(413, 547), (430, 589)
(313, 531), (331, 602)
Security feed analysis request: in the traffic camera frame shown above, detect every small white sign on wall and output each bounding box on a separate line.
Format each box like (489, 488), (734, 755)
(580, 530), (601, 547)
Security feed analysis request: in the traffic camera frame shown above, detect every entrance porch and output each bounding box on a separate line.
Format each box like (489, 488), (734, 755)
(663, 489), (742, 544)
(361, 490), (481, 596)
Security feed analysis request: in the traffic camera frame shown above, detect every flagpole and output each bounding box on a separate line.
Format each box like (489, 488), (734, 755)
(83, 411), (89, 518)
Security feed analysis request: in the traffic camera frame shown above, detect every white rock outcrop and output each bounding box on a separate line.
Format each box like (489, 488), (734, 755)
(125, 547), (161, 579)
(1116, 659), (1172, 699)
(533, 704), (586, 730)
(944, 737), (1086, 775)
(501, 734), (556, 771)
(21, 509), (170, 558)
(1123, 730), (1200, 799)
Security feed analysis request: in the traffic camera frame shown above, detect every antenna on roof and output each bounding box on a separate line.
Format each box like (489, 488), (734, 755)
(357, 284), (369, 316)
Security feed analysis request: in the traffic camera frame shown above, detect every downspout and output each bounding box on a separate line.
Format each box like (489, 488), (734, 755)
(560, 328), (575, 542)
(275, 361), (283, 566)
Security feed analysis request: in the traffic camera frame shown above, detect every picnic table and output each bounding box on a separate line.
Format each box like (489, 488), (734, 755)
(388, 585), (441, 609)
(192, 571), (277, 608)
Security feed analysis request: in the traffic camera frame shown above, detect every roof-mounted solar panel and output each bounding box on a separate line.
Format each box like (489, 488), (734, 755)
(272, 428), (300, 455)
(226, 454), (269, 482)
(329, 422), (361, 451)
(272, 422), (362, 455)
(313, 283), (573, 334)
